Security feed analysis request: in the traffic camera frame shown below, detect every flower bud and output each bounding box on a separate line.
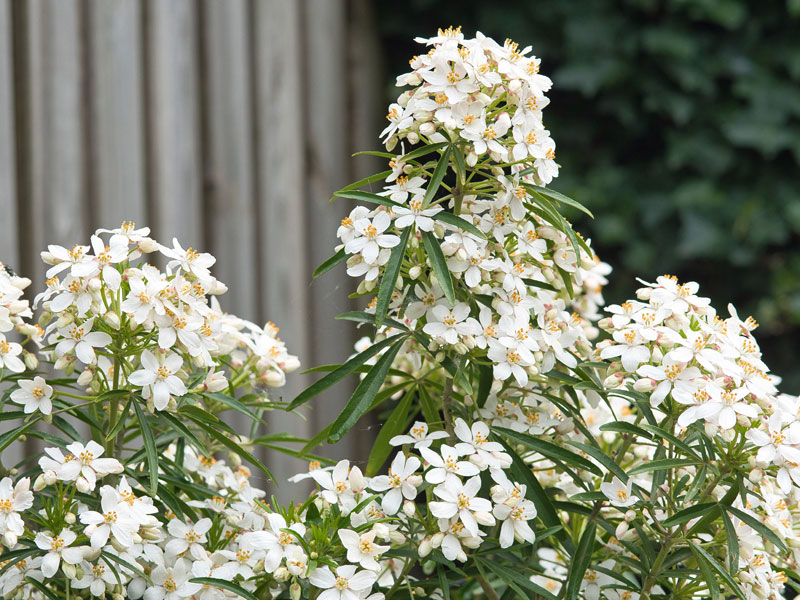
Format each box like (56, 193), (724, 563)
(419, 122), (436, 136)
(290, 583), (301, 600)
(273, 566), (290, 582)
(364, 278), (377, 292)
(650, 347), (663, 364)
(77, 368), (94, 387)
(636, 287), (652, 301)
(3, 531), (17, 547)
(466, 151), (478, 167)
(22, 351), (37, 371)
(456, 549), (468, 562)
(633, 378), (657, 393)
(704, 422), (719, 438)
(474, 511), (496, 527)
(62, 563), (77, 579)
(103, 310), (121, 330)
(748, 468), (764, 484)
(137, 237), (159, 253)
(421, 560), (435, 575)
(625, 510), (636, 521)
(261, 370), (285, 387)
(418, 537), (432, 557)
(88, 277), (102, 292)
(403, 500), (416, 517)
(76, 477), (91, 493)
(408, 265), (422, 280)
(44, 470), (57, 486)
(597, 317), (614, 331)
(603, 373), (624, 389)
(615, 521), (629, 539)
(389, 530), (406, 545)
(385, 136), (398, 152)
(430, 532), (445, 548)
(406, 131), (419, 145)
(55, 312), (74, 328)
(33, 474), (47, 491)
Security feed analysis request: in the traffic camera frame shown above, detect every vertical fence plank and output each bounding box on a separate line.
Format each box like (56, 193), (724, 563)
(253, 0), (311, 489)
(88, 0), (146, 229)
(0, 0), (17, 268)
(200, 0), (257, 320)
(302, 0), (359, 461)
(146, 0), (202, 248)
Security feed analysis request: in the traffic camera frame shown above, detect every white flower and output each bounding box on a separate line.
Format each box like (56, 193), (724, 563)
(242, 512), (306, 573)
(71, 234), (129, 290)
(165, 518), (212, 561)
(393, 197), (442, 231)
(0, 477), (33, 538)
(309, 460), (365, 514)
(429, 475), (494, 536)
(344, 212), (400, 263)
(120, 266), (168, 324)
(600, 477), (637, 508)
(308, 564), (378, 600)
(34, 529), (84, 578)
(422, 302), (481, 345)
(55, 317), (112, 365)
(48, 275), (94, 315)
(453, 418), (509, 469)
(600, 328), (652, 373)
(47, 441), (123, 491)
(128, 350), (187, 411)
(338, 529), (389, 570)
(420, 444), (481, 484)
(10, 376), (53, 415)
(389, 421), (448, 449)
(215, 538), (265, 580)
(160, 238), (216, 284)
(636, 358), (701, 408)
(79, 485), (138, 548)
(461, 112), (511, 157)
(71, 560), (118, 596)
(0, 333), (24, 373)
(369, 453), (422, 515)
(146, 558), (200, 600)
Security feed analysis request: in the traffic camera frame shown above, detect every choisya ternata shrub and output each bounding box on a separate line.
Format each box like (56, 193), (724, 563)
(0, 26), (797, 600)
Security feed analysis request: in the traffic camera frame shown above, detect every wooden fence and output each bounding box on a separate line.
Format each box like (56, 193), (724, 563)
(0, 0), (384, 493)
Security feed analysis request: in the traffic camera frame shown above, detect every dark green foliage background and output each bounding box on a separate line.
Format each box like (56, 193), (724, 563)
(376, 0), (800, 392)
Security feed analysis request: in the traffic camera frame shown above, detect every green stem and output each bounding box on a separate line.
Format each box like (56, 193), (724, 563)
(441, 376), (455, 439)
(641, 536), (674, 600)
(477, 575), (500, 600)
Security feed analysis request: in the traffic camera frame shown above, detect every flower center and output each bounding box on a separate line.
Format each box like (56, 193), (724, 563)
(335, 576), (350, 590)
(164, 577), (177, 592)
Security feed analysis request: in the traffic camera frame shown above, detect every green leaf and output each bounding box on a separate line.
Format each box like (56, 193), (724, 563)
(202, 392), (259, 420)
(289, 334), (406, 410)
(333, 189), (403, 209)
(661, 502), (717, 527)
(366, 385), (415, 476)
(565, 521), (596, 600)
(720, 508), (739, 573)
(639, 423), (701, 459)
(521, 277), (558, 293)
(438, 566), (451, 600)
(599, 421), (652, 439)
(105, 395), (133, 441)
(328, 337), (405, 442)
(160, 412), (207, 454)
(337, 170), (393, 194)
(527, 184), (594, 218)
(375, 226), (411, 328)
(0, 418), (40, 453)
(189, 578), (259, 600)
(565, 440), (628, 482)
(133, 400), (158, 495)
(313, 248), (347, 278)
(689, 543), (746, 599)
(421, 230), (455, 306)
(188, 417), (274, 484)
(627, 458), (701, 475)
(25, 577), (63, 600)
(452, 143), (466, 185)
(423, 145), (452, 206)
(722, 504), (787, 553)
(431, 211), (487, 239)
(496, 427), (602, 476)
(400, 140), (449, 162)
(336, 310), (408, 331)
(690, 543), (720, 600)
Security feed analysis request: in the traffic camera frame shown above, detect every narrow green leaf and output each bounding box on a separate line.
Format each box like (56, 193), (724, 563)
(313, 248), (347, 278)
(627, 458), (701, 475)
(431, 211), (487, 239)
(132, 401), (158, 494)
(366, 385), (415, 476)
(336, 310), (408, 331)
(189, 578), (259, 600)
(452, 143), (466, 185)
(328, 338), (405, 442)
(497, 427), (602, 476)
(400, 140), (449, 162)
(352, 149), (394, 159)
(661, 502), (717, 528)
(565, 521), (597, 600)
(423, 145), (452, 206)
(599, 421), (652, 439)
(189, 418), (274, 483)
(375, 226), (411, 328)
(723, 504), (787, 553)
(689, 543), (746, 599)
(720, 509), (739, 573)
(337, 170), (392, 194)
(160, 412), (207, 454)
(289, 334), (405, 410)
(201, 392), (259, 420)
(639, 424), (701, 459)
(438, 566), (451, 600)
(105, 395), (133, 441)
(421, 230), (455, 306)
(0, 418), (40, 453)
(521, 277), (558, 293)
(25, 577), (62, 600)
(690, 543), (720, 600)
(333, 189), (403, 209)
(565, 440), (628, 482)
(527, 184), (594, 218)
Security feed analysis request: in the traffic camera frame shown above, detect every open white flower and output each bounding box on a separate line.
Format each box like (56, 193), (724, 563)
(600, 477), (637, 508)
(429, 475), (494, 536)
(71, 560), (118, 597)
(422, 302), (481, 345)
(160, 238), (216, 284)
(10, 376), (53, 415)
(51, 441), (123, 491)
(420, 444), (481, 484)
(55, 317), (112, 365)
(34, 529), (84, 578)
(165, 518), (212, 561)
(389, 421), (448, 449)
(146, 558), (201, 600)
(71, 234), (129, 290)
(493, 495), (537, 548)
(0, 477), (33, 540)
(0, 333), (24, 373)
(338, 528), (389, 571)
(128, 350), (187, 411)
(308, 564), (378, 600)
(393, 197), (442, 231)
(369, 453), (422, 515)
(344, 212), (400, 263)
(79, 485), (138, 548)
(453, 418), (509, 469)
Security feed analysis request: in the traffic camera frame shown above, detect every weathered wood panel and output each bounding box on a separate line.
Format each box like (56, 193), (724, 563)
(88, 0), (147, 228)
(146, 0), (203, 249)
(0, 0), (17, 269)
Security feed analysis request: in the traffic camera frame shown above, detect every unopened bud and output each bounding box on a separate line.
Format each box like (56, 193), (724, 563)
(603, 373), (624, 389)
(3, 531), (17, 547)
(633, 378), (657, 393)
(406, 131), (419, 145)
(23, 351), (38, 371)
(65, 512), (77, 525)
(636, 287), (652, 301)
(419, 122), (436, 136)
(76, 477), (91, 493)
(749, 468), (764, 484)
(290, 583), (301, 600)
(137, 238), (159, 253)
(418, 537), (432, 557)
(625, 510), (636, 522)
(77, 368), (94, 387)
(408, 265), (422, 280)
(615, 521), (629, 539)
(62, 563), (77, 579)
(474, 511), (496, 527)
(430, 532), (445, 549)
(403, 500), (416, 517)
(704, 422), (719, 438)
(389, 530), (406, 545)
(103, 311), (121, 330)
(55, 312), (74, 328)
(273, 566), (290, 582)
(597, 317), (614, 331)
(33, 474), (47, 491)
